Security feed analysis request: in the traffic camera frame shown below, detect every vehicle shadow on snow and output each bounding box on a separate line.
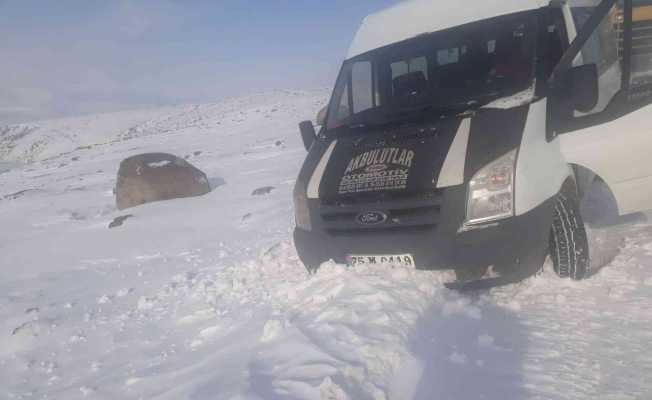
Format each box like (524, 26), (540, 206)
(410, 299), (529, 400)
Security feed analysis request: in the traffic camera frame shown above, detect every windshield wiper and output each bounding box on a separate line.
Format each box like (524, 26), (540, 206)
(333, 89), (518, 134)
(391, 100), (486, 120)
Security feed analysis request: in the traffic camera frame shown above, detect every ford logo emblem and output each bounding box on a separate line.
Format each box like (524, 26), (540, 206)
(364, 164), (388, 173)
(356, 211), (388, 226)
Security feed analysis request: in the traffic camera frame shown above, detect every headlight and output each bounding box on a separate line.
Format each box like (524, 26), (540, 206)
(293, 184), (312, 231)
(466, 149), (517, 225)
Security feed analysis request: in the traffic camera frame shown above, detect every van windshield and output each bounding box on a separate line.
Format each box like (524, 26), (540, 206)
(326, 11), (538, 131)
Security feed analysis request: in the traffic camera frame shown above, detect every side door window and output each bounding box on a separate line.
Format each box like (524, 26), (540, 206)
(551, 0), (652, 133)
(570, 0), (624, 116)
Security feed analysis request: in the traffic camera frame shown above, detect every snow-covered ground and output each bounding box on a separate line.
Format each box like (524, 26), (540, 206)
(1, 90), (652, 400)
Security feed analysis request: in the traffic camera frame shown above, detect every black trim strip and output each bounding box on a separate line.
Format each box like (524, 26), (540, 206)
(623, 0), (633, 89)
(347, 71), (354, 114)
(464, 106), (529, 181)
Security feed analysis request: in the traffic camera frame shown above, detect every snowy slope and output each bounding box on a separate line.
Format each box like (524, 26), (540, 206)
(1, 90), (652, 400)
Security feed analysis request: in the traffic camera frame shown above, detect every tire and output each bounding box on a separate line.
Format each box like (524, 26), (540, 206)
(579, 178), (626, 276)
(549, 191), (590, 280)
(580, 177), (619, 227)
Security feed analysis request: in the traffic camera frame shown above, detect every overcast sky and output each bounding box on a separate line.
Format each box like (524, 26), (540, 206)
(0, 0), (398, 124)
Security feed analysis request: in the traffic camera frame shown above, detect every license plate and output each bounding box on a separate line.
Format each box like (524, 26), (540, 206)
(347, 254), (415, 267)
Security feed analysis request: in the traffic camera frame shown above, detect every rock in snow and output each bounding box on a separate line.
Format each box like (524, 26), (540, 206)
(115, 153), (210, 210)
(108, 214), (134, 229)
(251, 186), (275, 196)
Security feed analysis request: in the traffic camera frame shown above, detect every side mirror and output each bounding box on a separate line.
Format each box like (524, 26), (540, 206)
(316, 106), (328, 126)
(564, 64), (599, 113)
(299, 121), (316, 151)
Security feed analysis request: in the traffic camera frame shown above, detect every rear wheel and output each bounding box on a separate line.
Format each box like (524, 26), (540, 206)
(549, 191), (590, 280)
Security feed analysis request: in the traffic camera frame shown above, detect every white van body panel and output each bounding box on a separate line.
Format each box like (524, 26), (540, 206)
(347, 0), (547, 58)
(560, 103), (652, 215)
(515, 100), (571, 216)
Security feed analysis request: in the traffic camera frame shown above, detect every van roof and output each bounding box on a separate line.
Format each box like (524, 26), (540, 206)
(346, 0), (550, 59)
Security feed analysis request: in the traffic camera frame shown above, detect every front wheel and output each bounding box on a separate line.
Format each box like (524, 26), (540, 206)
(549, 192), (590, 280)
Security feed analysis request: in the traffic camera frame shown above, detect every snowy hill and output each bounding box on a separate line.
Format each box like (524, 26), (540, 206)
(1, 90), (652, 400)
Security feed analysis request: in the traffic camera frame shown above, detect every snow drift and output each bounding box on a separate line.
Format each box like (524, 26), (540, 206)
(1, 90), (652, 400)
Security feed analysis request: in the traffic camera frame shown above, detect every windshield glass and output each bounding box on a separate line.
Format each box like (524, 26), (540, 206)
(326, 11), (538, 131)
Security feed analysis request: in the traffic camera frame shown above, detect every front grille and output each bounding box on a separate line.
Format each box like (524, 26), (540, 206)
(318, 189), (443, 235)
(321, 189), (442, 206)
(327, 225), (435, 237)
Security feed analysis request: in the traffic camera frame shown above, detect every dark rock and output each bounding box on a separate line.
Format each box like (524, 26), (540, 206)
(72, 156), (80, 161)
(251, 186), (275, 196)
(242, 213), (252, 221)
(115, 153), (210, 210)
(109, 215), (134, 229)
(194, 151), (202, 156)
(274, 140), (284, 147)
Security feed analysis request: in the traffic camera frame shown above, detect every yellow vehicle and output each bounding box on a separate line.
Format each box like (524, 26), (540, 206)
(632, 3), (652, 83)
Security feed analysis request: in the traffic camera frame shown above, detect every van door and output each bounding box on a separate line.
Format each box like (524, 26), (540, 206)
(551, 0), (652, 215)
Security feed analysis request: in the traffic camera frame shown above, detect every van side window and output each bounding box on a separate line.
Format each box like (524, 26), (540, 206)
(390, 57), (430, 102)
(630, 1), (652, 87)
(542, 9), (567, 80)
(571, 1), (624, 115)
(437, 48), (460, 65)
(336, 82), (351, 122)
(391, 57), (429, 81)
(327, 60), (380, 129)
(351, 61), (374, 113)
(571, 6), (597, 32)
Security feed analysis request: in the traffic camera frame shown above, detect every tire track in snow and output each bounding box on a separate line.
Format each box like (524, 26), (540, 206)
(38, 231), (652, 399)
(247, 260), (450, 400)
(117, 242), (455, 400)
(6, 227), (652, 400)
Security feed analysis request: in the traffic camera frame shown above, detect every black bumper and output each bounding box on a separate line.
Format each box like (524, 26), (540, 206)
(294, 194), (554, 272)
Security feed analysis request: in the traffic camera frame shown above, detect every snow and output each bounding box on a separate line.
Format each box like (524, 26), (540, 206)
(2, 89), (652, 399)
(146, 160), (171, 168)
(482, 83), (536, 110)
